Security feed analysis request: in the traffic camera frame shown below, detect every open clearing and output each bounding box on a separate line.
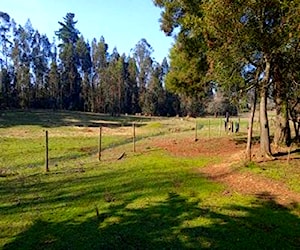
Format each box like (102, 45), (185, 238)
(0, 110), (299, 249)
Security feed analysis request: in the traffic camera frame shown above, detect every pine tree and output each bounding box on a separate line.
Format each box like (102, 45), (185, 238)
(133, 39), (154, 113)
(91, 36), (109, 113)
(126, 56), (139, 114)
(48, 60), (61, 109)
(12, 22), (32, 108)
(0, 11), (11, 69)
(31, 31), (51, 107)
(56, 13), (81, 110)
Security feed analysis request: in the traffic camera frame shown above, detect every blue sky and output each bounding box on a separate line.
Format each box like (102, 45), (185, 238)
(1, 0), (173, 63)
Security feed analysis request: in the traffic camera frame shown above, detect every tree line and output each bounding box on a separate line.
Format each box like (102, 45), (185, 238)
(154, 0), (300, 158)
(0, 11), (229, 117)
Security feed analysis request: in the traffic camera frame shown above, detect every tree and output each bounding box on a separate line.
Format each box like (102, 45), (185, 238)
(60, 43), (81, 110)
(153, 0), (213, 117)
(114, 53), (127, 115)
(31, 31), (51, 107)
(11, 21), (33, 109)
(76, 36), (92, 111)
(202, 0), (300, 157)
(0, 12), (12, 108)
(126, 56), (139, 114)
(132, 39), (154, 113)
(0, 11), (11, 69)
(91, 36), (109, 113)
(165, 41), (209, 97)
(105, 47), (121, 115)
(55, 13), (79, 45)
(48, 60), (61, 109)
(154, 0), (300, 158)
(0, 67), (12, 108)
(271, 1), (300, 146)
(56, 13), (81, 110)
(143, 62), (166, 116)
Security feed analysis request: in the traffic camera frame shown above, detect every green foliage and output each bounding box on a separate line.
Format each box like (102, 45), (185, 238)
(154, 0), (300, 153)
(166, 42), (208, 96)
(55, 13), (80, 46)
(1, 10), (213, 117)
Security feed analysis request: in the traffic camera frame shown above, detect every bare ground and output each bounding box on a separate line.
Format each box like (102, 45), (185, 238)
(152, 137), (300, 206)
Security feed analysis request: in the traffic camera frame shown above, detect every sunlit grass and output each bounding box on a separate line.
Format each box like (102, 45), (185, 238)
(0, 110), (299, 249)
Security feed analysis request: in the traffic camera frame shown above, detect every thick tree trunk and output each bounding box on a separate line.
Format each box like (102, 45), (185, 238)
(272, 65), (292, 147)
(246, 89), (257, 161)
(293, 119), (300, 142)
(259, 56), (272, 158)
(259, 87), (272, 158)
(274, 99), (291, 147)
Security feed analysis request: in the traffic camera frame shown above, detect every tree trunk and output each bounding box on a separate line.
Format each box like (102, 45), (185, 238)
(259, 57), (272, 158)
(246, 88), (257, 161)
(274, 98), (291, 147)
(292, 119), (300, 142)
(259, 86), (272, 158)
(272, 64), (292, 147)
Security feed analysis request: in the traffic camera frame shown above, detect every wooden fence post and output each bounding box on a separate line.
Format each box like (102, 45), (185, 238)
(208, 119), (211, 138)
(133, 122), (136, 153)
(195, 120), (198, 141)
(98, 125), (102, 161)
(45, 130), (49, 172)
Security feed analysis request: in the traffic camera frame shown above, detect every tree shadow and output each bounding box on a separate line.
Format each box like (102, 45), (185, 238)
(3, 192), (300, 250)
(233, 136), (260, 145)
(0, 110), (149, 128)
(273, 148), (300, 158)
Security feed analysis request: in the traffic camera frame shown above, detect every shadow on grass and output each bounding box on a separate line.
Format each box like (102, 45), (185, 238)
(0, 110), (150, 128)
(3, 192), (300, 250)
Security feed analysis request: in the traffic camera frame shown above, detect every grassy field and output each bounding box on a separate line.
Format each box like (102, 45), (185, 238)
(0, 110), (299, 249)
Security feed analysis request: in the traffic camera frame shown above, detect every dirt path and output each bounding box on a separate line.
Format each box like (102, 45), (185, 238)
(152, 137), (300, 206)
(198, 151), (300, 206)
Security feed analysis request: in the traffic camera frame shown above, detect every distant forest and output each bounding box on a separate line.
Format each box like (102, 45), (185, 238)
(0, 12), (233, 117)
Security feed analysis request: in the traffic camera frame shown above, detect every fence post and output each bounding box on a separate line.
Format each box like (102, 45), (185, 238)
(45, 130), (49, 172)
(208, 119), (211, 138)
(133, 122), (136, 153)
(98, 125), (102, 161)
(195, 120), (198, 141)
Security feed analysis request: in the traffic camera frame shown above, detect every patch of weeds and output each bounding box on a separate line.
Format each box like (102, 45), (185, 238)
(0, 169), (17, 177)
(104, 190), (116, 203)
(245, 161), (258, 169)
(243, 161), (265, 174)
(173, 178), (182, 188)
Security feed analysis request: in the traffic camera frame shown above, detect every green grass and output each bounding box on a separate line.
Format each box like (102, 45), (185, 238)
(0, 110), (299, 249)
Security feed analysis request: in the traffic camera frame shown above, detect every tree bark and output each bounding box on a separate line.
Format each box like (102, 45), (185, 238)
(259, 86), (272, 158)
(246, 88), (257, 161)
(259, 57), (272, 158)
(292, 118), (300, 143)
(273, 65), (292, 147)
(274, 98), (291, 147)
